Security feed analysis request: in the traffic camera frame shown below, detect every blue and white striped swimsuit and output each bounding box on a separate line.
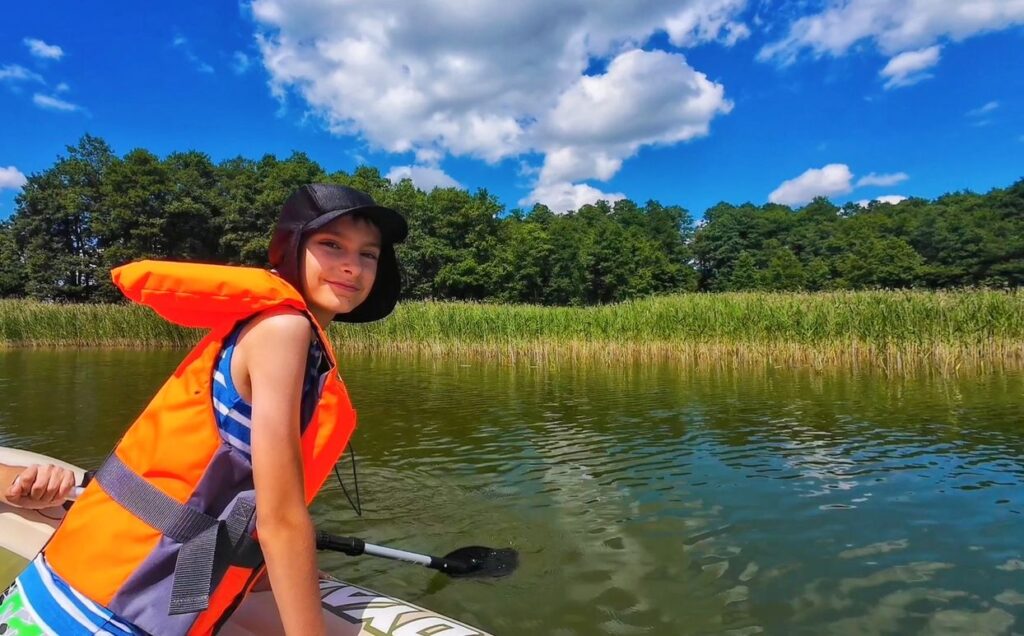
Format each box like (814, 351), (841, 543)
(212, 328), (256, 458)
(212, 320), (328, 457)
(1, 557), (140, 635)
(2, 322), (330, 635)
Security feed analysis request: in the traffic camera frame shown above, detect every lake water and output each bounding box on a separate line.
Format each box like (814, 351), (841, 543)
(1, 349), (1023, 635)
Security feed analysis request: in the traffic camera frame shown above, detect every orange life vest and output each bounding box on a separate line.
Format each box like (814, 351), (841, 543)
(44, 260), (357, 635)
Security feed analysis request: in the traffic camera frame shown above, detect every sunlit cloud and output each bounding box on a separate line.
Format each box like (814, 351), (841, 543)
(251, 0), (742, 211)
(0, 166), (28, 190)
(769, 163), (853, 206)
(879, 46), (940, 89)
(0, 64), (45, 85)
(23, 37), (64, 60)
(856, 194), (907, 207)
(856, 172), (909, 187)
(33, 93), (82, 112)
(386, 165), (462, 191)
(521, 181), (626, 213)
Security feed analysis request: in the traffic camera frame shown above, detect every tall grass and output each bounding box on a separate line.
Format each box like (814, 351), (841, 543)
(0, 300), (196, 348)
(2, 290), (1022, 370)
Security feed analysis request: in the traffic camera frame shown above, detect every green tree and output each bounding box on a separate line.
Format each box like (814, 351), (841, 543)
(94, 148), (173, 297)
(11, 135), (114, 300)
(804, 257), (832, 291)
(487, 217), (553, 303)
(429, 188), (501, 300)
(220, 152), (326, 266)
(162, 151), (223, 260)
(835, 237), (923, 288)
(759, 242), (806, 291)
(726, 251), (758, 290)
(216, 156), (260, 263)
(0, 221), (26, 296)
(542, 212), (589, 305)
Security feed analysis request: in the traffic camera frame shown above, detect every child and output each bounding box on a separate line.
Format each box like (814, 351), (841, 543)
(0, 184), (407, 636)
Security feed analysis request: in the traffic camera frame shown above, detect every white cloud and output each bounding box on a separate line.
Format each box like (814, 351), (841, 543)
(173, 35), (215, 74)
(0, 64), (45, 84)
(520, 181), (626, 213)
(537, 49), (732, 184)
(722, 21), (751, 46)
(414, 148), (443, 165)
(55, 82), (70, 93)
(662, 1), (750, 47)
(856, 194), (907, 207)
(966, 100), (999, 117)
(760, 0), (1024, 63)
(876, 194), (907, 205)
(0, 166), (28, 190)
(540, 148), (624, 185)
(250, 0), (743, 210)
(769, 163), (854, 206)
(32, 93), (81, 112)
(232, 51), (252, 75)
(879, 45), (941, 89)
(385, 165), (462, 191)
(23, 38), (64, 60)
(856, 171), (909, 187)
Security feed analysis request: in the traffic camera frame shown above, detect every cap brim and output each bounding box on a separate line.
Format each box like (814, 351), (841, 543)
(303, 204), (408, 244)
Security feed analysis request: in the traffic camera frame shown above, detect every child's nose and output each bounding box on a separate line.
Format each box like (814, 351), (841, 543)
(337, 250), (361, 274)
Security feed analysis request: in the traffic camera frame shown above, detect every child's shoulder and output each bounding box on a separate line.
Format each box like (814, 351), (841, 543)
(237, 309), (314, 355)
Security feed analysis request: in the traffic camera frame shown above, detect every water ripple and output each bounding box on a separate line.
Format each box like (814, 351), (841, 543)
(2, 353), (1023, 634)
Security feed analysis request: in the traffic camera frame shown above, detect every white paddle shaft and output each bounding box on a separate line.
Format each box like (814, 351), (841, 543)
(362, 542), (433, 567)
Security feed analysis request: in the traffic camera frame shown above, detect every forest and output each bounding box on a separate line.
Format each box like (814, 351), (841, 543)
(2, 135), (1021, 305)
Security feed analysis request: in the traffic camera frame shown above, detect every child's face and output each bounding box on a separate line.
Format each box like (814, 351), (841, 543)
(302, 215), (382, 322)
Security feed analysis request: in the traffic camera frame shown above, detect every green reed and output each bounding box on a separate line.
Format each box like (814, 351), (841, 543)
(0, 299), (196, 348)
(2, 290), (1022, 370)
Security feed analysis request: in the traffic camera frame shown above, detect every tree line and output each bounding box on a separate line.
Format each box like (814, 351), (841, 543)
(1, 135), (1021, 305)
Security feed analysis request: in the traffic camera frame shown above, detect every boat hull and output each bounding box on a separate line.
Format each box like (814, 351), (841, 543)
(0, 447), (490, 636)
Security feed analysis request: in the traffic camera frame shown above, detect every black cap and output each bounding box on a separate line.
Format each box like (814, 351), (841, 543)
(269, 184), (408, 323)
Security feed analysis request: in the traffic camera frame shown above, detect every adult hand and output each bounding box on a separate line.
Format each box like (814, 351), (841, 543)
(5, 464), (76, 509)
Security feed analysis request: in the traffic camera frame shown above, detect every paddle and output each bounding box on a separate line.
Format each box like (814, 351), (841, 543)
(315, 531), (518, 578)
(67, 489), (517, 578)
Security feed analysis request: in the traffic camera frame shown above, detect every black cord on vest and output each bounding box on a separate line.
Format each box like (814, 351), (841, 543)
(38, 507), (65, 521)
(334, 443), (362, 516)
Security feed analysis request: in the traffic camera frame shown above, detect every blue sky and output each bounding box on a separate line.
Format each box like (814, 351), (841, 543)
(2, 1), (1022, 219)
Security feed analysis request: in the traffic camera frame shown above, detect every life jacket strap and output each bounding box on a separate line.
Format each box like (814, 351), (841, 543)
(94, 454), (263, 615)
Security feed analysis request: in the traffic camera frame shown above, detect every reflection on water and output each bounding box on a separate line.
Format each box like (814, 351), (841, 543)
(1, 349), (1023, 634)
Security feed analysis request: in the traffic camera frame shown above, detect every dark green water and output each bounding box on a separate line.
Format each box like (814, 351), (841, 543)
(2, 350), (1023, 635)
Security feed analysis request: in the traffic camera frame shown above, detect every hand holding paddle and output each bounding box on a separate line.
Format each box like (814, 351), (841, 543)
(3, 463), (77, 509)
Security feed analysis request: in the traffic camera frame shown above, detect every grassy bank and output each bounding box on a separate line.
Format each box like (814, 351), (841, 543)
(1, 290), (1022, 370)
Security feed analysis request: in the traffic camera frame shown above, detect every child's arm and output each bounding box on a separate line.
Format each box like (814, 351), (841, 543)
(242, 311), (327, 636)
(1, 463), (76, 508)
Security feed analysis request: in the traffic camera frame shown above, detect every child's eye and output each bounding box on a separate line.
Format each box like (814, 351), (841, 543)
(320, 240), (341, 250)
(362, 252), (379, 261)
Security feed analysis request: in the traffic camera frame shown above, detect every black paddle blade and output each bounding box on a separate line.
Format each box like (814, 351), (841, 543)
(438, 546), (519, 578)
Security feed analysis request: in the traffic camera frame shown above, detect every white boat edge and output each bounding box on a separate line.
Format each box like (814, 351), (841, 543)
(0, 446), (493, 636)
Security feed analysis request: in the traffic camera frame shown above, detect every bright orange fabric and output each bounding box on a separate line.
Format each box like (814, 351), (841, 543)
(45, 260), (358, 635)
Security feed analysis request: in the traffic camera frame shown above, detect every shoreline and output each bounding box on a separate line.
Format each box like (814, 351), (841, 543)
(2, 338), (1021, 374)
(1, 291), (1022, 372)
